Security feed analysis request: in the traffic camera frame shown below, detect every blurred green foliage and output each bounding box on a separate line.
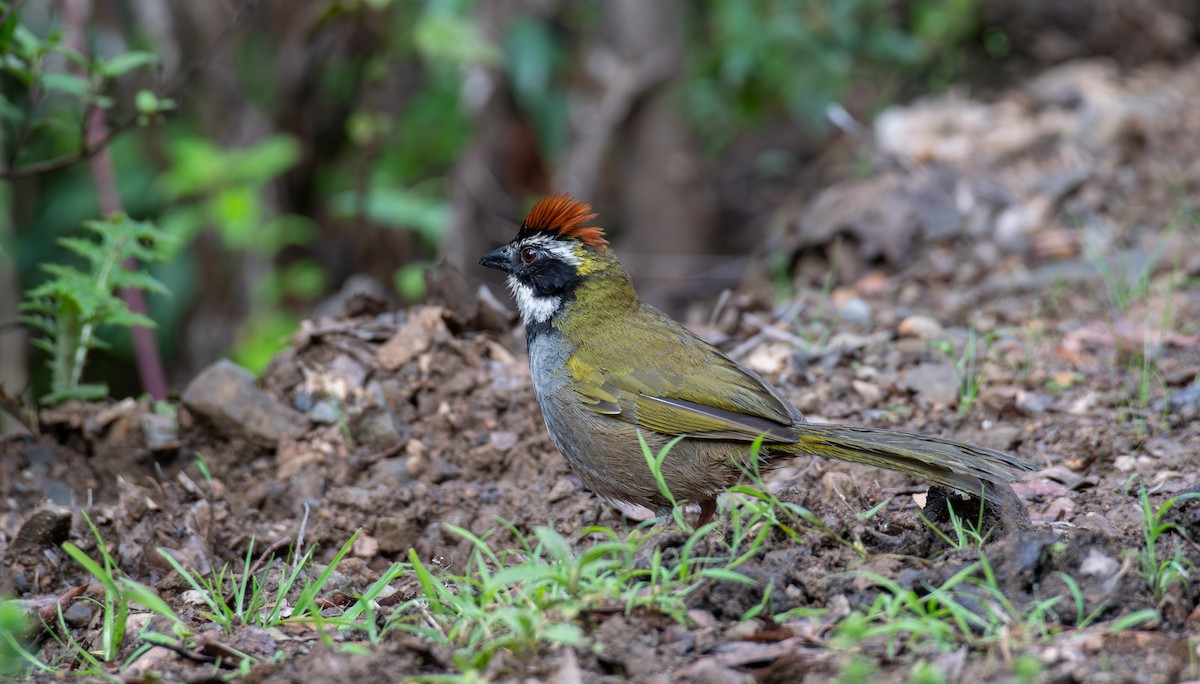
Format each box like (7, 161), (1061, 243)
(684, 0), (979, 151)
(2, 0), (988, 397)
(20, 215), (173, 404)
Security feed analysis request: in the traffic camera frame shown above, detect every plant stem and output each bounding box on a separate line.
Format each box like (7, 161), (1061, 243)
(59, 0), (167, 400)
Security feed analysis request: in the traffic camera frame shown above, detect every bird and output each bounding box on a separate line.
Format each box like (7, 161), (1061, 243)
(479, 194), (1035, 528)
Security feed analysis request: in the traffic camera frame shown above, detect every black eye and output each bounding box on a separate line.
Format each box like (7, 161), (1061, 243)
(520, 247), (539, 264)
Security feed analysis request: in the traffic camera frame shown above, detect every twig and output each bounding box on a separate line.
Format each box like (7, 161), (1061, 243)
(2, 0), (258, 180)
(295, 502), (311, 574)
(556, 48), (677, 198)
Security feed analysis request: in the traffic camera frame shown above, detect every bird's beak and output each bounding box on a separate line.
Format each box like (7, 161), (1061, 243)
(479, 245), (514, 273)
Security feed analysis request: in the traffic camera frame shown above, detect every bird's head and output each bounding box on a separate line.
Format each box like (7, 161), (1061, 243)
(480, 194), (627, 326)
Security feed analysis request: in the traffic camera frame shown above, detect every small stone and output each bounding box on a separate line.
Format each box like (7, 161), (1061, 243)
(378, 306), (448, 371)
(182, 359), (308, 447)
(836, 297), (873, 329)
(366, 458), (413, 488)
(375, 517), (420, 554)
(347, 381), (403, 450)
(14, 504), (72, 554)
(851, 380), (883, 405)
(1016, 391), (1055, 414)
(675, 658), (757, 684)
(1161, 384), (1200, 415)
(900, 362), (959, 406)
(21, 443), (59, 472)
(547, 477), (578, 503)
(140, 411), (181, 451)
(125, 646), (175, 677)
(352, 534), (380, 558)
(489, 431), (517, 452)
(309, 399), (342, 425)
(898, 314), (945, 340)
(429, 460), (463, 484)
(1079, 548), (1119, 578)
(1038, 496), (1076, 522)
(723, 619), (763, 641)
(63, 601), (92, 627)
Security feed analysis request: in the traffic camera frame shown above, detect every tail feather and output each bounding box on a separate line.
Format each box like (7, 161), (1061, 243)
(776, 423), (1035, 526)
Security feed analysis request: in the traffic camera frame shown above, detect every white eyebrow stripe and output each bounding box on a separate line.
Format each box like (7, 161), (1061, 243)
(518, 235), (580, 266)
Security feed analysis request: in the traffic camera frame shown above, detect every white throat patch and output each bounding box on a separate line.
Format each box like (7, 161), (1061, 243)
(507, 276), (562, 325)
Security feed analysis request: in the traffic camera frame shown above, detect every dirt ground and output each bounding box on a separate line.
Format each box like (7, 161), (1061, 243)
(4, 58), (1200, 683)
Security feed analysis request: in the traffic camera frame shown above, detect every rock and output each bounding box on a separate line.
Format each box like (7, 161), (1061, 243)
(836, 297), (873, 329)
(547, 477), (578, 503)
(365, 458), (414, 488)
(429, 460), (463, 484)
(63, 601), (92, 627)
(352, 534), (380, 558)
(897, 314), (946, 340)
(309, 399), (342, 425)
(489, 431), (517, 452)
(1159, 383), (1200, 417)
(1079, 549), (1119, 578)
(14, 504), (72, 554)
(1037, 496), (1076, 523)
(378, 306), (448, 371)
(900, 362), (959, 406)
(375, 516), (420, 554)
(140, 411), (180, 451)
(182, 359), (308, 447)
(346, 381), (403, 450)
(851, 380), (883, 405)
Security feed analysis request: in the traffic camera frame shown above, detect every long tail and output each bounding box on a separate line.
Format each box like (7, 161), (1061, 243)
(775, 423), (1036, 526)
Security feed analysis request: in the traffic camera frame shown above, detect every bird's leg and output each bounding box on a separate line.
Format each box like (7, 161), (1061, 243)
(695, 498), (717, 528)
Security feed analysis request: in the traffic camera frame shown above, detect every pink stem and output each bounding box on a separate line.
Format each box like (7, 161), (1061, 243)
(61, 0), (168, 400)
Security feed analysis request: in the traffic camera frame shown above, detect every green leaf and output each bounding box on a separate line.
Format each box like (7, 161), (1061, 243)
(330, 188), (447, 244)
(47, 384), (110, 404)
(534, 527), (572, 564)
(104, 309), (157, 329)
(413, 13), (499, 67)
(102, 51), (158, 78)
(119, 579), (178, 621)
(40, 71), (89, 96)
(699, 568), (756, 584)
(541, 622), (584, 646)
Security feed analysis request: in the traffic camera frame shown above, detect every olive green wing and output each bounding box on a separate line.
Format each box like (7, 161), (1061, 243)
(566, 306), (801, 443)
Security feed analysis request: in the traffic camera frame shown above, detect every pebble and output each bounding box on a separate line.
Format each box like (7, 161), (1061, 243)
(1079, 549), (1119, 578)
(897, 314), (946, 340)
(900, 361), (959, 406)
(851, 379), (883, 405)
(347, 381), (403, 449)
(489, 431), (517, 452)
(140, 412), (181, 451)
(182, 359), (308, 447)
(1159, 383), (1200, 418)
(547, 477), (579, 503)
(309, 399), (342, 424)
(723, 618), (763, 641)
(377, 306), (447, 371)
(374, 517), (420, 554)
(836, 297), (873, 329)
(14, 504), (73, 554)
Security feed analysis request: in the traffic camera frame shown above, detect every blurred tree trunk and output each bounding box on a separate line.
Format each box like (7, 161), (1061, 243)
(605, 0), (718, 313)
(0, 124), (29, 434)
(445, 0), (546, 286)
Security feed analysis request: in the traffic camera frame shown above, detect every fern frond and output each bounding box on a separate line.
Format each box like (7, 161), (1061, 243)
(23, 213), (174, 405)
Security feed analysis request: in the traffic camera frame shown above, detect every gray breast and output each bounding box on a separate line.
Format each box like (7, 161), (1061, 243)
(526, 330), (615, 493)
